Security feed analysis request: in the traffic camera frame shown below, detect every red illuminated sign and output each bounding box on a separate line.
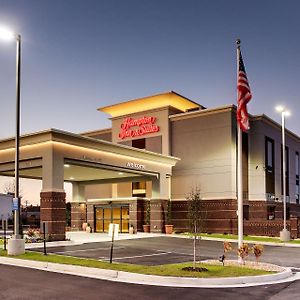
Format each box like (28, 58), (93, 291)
(119, 116), (160, 139)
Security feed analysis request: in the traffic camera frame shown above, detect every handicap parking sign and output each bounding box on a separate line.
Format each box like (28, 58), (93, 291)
(12, 197), (19, 211)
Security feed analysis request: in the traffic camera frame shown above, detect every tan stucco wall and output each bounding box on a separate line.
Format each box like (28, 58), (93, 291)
(170, 109), (236, 200)
(249, 117), (300, 203)
(111, 107), (179, 156)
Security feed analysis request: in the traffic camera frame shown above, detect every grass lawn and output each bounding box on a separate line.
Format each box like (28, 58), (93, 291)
(199, 233), (300, 244)
(0, 249), (274, 278)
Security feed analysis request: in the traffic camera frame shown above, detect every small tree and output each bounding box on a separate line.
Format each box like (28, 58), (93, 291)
(166, 200), (172, 225)
(186, 188), (205, 270)
(145, 201), (151, 225)
(252, 244), (264, 264)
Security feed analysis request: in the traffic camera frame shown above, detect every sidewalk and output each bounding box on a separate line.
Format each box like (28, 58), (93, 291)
(25, 231), (165, 249)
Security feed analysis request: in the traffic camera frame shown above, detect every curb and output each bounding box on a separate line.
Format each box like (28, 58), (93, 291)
(0, 256), (295, 288)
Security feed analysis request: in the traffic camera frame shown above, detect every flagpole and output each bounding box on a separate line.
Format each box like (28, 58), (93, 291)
(236, 39), (244, 251)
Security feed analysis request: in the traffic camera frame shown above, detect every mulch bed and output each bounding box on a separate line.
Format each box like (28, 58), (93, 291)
(182, 266), (208, 272)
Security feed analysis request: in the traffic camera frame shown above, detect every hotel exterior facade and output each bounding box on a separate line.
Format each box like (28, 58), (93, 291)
(0, 91), (300, 239)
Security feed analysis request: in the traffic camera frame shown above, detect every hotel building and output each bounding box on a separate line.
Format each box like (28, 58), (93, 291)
(0, 91), (299, 239)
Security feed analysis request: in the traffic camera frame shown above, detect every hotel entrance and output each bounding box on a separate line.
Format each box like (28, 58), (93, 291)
(94, 205), (130, 233)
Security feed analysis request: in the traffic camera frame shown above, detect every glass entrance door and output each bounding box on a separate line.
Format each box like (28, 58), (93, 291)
(95, 205), (129, 233)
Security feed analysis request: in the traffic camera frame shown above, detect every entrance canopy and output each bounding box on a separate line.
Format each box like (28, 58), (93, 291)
(0, 128), (179, 193)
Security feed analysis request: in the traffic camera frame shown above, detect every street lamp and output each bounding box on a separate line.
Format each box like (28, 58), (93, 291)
(276, 105), (291, 242)
(0, 25), (25, 254)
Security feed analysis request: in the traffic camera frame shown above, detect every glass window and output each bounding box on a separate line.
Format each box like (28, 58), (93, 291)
(267, 206), (275, 220)
(296, 152), (299, 177)
(267, 140), (273, 170)
(132, 181), (146, 197)
(243, 205), (249, 220)
(132, 138), (146, 149)
(265, 137), (275, 194)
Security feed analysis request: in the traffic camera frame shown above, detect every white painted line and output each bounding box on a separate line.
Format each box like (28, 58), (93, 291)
(104, 251), (172, 261)
(55, 247), (125, 254)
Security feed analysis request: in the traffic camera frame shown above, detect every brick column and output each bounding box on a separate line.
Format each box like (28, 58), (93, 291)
(129, 198), (146, 232)
(150, 199), (168, 233)
(40, 191), (66, 241)
(87, 204), (95, 232)
(71, 203), (87, 231)
(290, 216), (299, 239)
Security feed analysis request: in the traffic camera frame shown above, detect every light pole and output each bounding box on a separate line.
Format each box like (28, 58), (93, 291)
(276, 105), (291, 242)
(0, 26), (25, 254)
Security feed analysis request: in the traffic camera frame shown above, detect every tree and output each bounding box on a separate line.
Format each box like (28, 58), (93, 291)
(186, 187), (205, 270)
(2, 180), (22, 197)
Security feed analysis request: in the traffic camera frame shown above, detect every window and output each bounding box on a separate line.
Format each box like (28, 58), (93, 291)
(296, 152), (299, 204)
(265, 137), (275, 194)
(132, 138), (146, 149)
(281, 146), (289, 196)
(132, 181), (146, 197)
(243, 205), (249, 220)
(267, 206), (275, 220)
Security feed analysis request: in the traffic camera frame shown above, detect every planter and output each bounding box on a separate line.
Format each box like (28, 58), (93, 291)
(143, 224), (150, 233)
(129, 226), (135, 234)
(82, 222), (88, 231)
(165, 224), (173, 234)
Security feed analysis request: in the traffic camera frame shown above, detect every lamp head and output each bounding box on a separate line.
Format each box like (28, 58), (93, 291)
(275, 105), (284, 113)
(0, 26), (14, 41)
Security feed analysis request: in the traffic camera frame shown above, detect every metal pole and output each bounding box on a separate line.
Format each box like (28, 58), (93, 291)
(237, 126), (243, 248)
(110, 224), (115, 264)
(282, 112), (287, 231)
(14, 34), (21, 239)
(43, 222), (47, 255)
(236, 40), (243, 249)
(4, 220), (7, 251)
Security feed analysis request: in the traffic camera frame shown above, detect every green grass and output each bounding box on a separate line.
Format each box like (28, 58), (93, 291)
(0, 249), (273, 278)
(198, 233), (300, 244)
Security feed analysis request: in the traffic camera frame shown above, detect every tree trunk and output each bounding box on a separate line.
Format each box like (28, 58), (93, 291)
(193, 223), (197, 269)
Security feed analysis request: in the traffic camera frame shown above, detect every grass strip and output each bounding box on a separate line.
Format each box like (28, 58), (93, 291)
(0, 249), (274, 278)
(197, 233), (300, 244)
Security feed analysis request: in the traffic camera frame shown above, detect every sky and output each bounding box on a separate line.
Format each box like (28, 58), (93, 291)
(0, 0), (300, 204)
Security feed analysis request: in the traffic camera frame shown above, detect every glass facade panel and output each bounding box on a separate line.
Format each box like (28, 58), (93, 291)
(95, 205), (129, 233)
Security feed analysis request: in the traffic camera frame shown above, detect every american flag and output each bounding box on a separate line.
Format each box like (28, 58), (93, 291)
(237, 49), (252, 131)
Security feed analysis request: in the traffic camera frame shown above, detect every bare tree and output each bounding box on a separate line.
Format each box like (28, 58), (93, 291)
(2, 180), (22, 197)
(186, 187), (205, 269)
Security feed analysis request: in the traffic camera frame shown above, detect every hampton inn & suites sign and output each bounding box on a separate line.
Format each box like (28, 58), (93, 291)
(119, 116), (160, 139)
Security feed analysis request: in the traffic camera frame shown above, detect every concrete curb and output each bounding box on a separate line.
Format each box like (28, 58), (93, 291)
(167, 234), (300, 248)
(0, 256), (296, 288)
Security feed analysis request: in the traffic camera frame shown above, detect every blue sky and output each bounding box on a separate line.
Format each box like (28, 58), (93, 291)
(0, 0), (300, 203)
(0, 0), (299, 138)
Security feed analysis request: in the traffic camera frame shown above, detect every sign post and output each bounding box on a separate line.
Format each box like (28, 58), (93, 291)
(40, 222), (48, 255)
(2, 219), (7, 251)
(108, 223), (119, 264)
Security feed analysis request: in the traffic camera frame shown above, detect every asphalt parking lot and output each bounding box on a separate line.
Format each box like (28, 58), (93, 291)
(32, 236), (300, 267)
(32, 237), (217, 265)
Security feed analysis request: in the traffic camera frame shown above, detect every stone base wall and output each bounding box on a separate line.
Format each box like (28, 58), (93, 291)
(40, 191), (66, 241)
(171, 199), (300, 238)
(129, 199), (147, 232)
(87, 204), (95, 232)
(71, 203), (87, 231)
(150, 199), (168, 233)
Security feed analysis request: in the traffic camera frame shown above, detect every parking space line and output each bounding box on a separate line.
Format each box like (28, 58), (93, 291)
(100, 251), (172, 261)
(55, 247), (124, 254)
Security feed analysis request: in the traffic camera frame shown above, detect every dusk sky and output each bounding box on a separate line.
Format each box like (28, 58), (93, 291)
(0, 0), (300, 204)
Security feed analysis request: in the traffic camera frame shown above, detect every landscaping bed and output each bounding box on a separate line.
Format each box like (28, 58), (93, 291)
(0, 249), (276, 278)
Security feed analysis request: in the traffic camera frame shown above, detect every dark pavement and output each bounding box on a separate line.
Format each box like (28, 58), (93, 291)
(0, 264), (299, 300)
(33, 236), (300, 267)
